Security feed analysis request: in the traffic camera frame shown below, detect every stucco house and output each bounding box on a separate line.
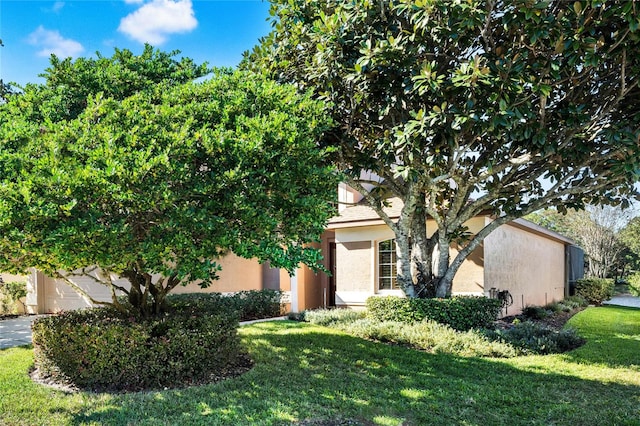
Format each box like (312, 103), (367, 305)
(323, 186), (584, 316)
(2, 185), (582, 317)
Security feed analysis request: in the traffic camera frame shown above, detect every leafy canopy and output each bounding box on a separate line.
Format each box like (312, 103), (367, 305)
(0, 47), (337, 315)
(246, 0), (640, 297)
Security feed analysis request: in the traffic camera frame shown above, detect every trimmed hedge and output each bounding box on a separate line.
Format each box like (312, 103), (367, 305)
(167, 290), (284, 321)
(31, 290), (283, 391)
(32, 307), (246, 392)
(575, 278), (615, 305)
(366, 296), (502, 331)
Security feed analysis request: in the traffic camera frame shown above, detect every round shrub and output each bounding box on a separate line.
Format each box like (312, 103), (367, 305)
(575, 278), (615, 305)
(627, 273), (640, 297)
(32, 306), (248, 392)
(365, 296), (502, 331)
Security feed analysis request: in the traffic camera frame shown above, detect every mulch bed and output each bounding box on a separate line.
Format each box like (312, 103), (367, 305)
(496, 307), (586, 331)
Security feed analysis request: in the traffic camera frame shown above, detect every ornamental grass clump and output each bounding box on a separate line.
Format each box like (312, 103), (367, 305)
(340, 318), (520, 358)
(302, 308), (366, 327)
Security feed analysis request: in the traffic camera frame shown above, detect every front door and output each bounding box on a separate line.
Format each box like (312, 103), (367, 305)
(328, 242), (336, 307)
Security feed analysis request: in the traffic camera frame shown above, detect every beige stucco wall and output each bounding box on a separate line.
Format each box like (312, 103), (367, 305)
(334, 225), (393, 307)
(484, 222), (566, 316)
(174, 253), (264, 294)
(450, 244), (485, 295)
(430, 216), (486, 295)
(333, 221), (488, 307)
(29, 253), (271, 313)
(331, 216), (569, 314)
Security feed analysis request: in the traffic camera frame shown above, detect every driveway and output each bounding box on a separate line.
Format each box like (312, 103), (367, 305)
(0, 315), (44, 349)
(603, 294), (640, 308)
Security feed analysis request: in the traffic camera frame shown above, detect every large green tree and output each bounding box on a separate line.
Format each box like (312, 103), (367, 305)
(0, 47), (337, 317)
(246, 0), (640, 298)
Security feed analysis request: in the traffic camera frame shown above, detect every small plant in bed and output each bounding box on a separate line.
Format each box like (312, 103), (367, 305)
(30, 292), (284, 393)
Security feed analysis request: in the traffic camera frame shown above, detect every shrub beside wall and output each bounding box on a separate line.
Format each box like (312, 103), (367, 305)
(366, 296), (502, 331)
(167, 290), (283, 321)
(574, 278), (615, 305)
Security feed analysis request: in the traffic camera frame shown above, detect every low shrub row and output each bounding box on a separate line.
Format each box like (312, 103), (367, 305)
(366, 296), (502, 331)
(298, 295), (587, 356)
(167, 289), (284, 321)
(301, 308), (366, 327)
(574, 278), (615, 305)
(521, 295), (588, 320)
(483, 321), (586, 355)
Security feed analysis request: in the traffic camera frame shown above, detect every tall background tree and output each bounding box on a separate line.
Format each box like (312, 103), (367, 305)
(246, 0), (640, 298)
(528, 206), (633, 279)
(0, 47), (337, 317)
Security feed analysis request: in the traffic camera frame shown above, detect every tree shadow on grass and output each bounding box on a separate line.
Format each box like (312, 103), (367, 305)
(67, 321), (640, 426)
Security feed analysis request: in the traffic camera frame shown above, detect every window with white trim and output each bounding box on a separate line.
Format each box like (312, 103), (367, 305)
(378, 239), (398, 290)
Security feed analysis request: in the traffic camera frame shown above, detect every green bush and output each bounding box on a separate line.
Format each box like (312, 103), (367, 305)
(166, 290), (283, 321)
(484, 321), (586, 355)
(0, 280), (27, 314)
(557, 295), (589, 310)
(341, 318), (519, 358)
(366, 296), (502, 331)
(303, 308), (366, 327)
(32, 306), (246, 392)
(575, 278), (615, 305)
(627, 273), (640, 297)
(522, 305), (550, 319)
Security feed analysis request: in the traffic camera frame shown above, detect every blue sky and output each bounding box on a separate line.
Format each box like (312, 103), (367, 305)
(0, 0), (272, 87)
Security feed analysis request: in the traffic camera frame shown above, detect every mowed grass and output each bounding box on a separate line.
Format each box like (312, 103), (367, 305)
(1, 306), (639, 426)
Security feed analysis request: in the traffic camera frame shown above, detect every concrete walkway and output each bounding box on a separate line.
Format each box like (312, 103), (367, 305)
(602, 294), (640, 308)
(0, 314), (287, 350)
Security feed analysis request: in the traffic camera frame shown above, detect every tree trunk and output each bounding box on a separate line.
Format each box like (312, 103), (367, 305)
(396, 230), (417, 297)
(410, 204), (435, 297)
(434, 234), (451, 298)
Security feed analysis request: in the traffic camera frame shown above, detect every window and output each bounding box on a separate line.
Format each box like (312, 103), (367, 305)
(378, 239), (398, 290)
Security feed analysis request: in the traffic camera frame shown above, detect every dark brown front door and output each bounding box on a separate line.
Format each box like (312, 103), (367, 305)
(328, 242), (336, 307)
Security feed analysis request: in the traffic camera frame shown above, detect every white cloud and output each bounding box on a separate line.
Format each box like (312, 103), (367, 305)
(27, 26), (84, 58)
(52, 2), (65, 13)
(118, 0), (197, 45)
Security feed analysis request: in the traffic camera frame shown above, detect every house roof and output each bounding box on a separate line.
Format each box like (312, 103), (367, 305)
(328, 197), (402, 228)
(328, 197), (576, 245)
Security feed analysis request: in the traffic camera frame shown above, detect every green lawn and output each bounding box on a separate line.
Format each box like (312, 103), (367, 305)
(1, 306), (639, 425)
